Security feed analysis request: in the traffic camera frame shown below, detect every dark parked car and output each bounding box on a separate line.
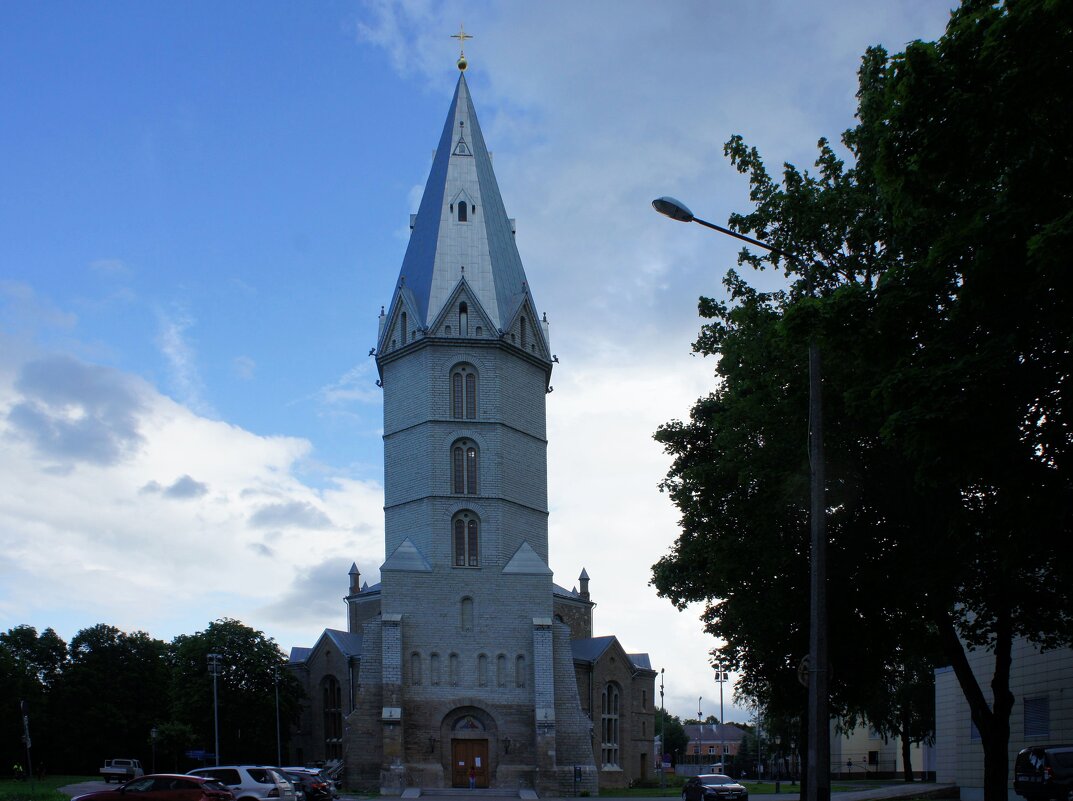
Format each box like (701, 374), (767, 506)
(682, 774), (749, 801)
(74, 774), (234, 801)
(1014, 745), (1073, 801)
(282, 772), (329, 801)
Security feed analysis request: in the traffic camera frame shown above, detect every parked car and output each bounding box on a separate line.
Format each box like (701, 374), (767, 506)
(281, 768), (336, 800)
(682, 774), (749, 801)
(187, 766), (296, 801)
(74, 774), (234, 801)
(1014, 745), (1073, 801)
(281, 771), (330, 801)
(100, 759), (145, 783)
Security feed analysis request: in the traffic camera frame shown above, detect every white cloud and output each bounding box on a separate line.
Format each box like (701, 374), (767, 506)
(156, 305), (213, 417)
(0, 350), (385, 646)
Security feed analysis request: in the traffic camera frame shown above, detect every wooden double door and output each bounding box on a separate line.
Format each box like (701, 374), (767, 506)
(451, 739), (489, 788)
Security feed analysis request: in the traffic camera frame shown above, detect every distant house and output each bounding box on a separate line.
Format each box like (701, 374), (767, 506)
(683, 722), (747, 768)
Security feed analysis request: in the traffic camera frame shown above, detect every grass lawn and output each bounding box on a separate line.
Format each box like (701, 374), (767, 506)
(0, 777), (93, 801)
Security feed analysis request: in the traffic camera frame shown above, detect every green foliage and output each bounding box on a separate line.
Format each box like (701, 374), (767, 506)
(656, 710), (688, 761)
(0, 776), (93, 801)
(652, 2), (1072, 800)
(0, 618), (303, 776)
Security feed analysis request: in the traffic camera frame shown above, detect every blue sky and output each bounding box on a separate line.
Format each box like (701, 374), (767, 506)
(1, 1), (952, 724)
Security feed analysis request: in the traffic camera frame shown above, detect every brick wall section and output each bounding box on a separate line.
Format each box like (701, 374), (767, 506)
(552, 621), (599, 794)
(347, 619), (385, 790)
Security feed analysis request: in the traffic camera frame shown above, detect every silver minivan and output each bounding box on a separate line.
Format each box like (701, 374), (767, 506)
(188, 766), (296, 801)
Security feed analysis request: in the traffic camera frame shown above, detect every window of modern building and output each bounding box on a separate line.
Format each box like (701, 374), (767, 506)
(453, 513), (479, 567)
(451, 365), (477, 419)
(452, 441), (478, 494)
(602, 683), (621, 768)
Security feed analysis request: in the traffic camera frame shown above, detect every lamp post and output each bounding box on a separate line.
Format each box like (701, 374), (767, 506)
(150, 726), (158, 774)
(659, 668), (666, 787)
(207, 653), (223, 766)
(714, 663), (728, 771)
(274, 665), (282, 767)
(652, 196), (829, 801)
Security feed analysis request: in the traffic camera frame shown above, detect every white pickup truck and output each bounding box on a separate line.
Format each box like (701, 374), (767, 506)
(100, 759), (144, 783)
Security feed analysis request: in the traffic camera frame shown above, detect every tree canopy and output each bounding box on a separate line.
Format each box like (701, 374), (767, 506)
(652, 1), (1072, 798)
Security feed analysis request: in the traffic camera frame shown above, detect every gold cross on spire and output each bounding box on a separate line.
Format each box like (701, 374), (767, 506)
(451, 23), (472, 71)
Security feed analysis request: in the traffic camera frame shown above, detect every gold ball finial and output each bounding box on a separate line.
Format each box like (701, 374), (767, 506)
(451, 24), (472, 71)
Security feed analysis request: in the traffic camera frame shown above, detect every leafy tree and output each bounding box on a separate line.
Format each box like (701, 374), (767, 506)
(0, 626), (67, 778)
(653, 2), (1072, 799)
(169, 619), (301, 766)
(656, 710), (688, 765)
(50, 624), (171, 773)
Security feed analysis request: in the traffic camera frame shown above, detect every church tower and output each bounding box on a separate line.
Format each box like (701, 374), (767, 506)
(344, 59), (598, 794)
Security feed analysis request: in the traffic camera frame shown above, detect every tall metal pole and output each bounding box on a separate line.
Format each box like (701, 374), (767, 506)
(659, 668), (666, 788)
(806, 338), (829, 801)
(714, 665), (726, 772)
(651, 197), (830, 801)
(208, 653), (222, 766)
(274, 665), (282, 767)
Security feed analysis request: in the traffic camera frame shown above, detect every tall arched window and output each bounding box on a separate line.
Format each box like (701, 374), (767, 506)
(515, 655), (527, 688)
(410, 652), (422, 685)
(459, 303), (469, 336)
(601, 683), (621, 768)
(452, 440), (478, 494)
(430, 653), (441, 686)
(460, 597), (474, 630)
(322, 675), (343, 760)
(449, 652), (460, 686)
(520, 316), (527, 349)
(453, 513), (479, 567)
(477, 654), (488, 687)
(451, 365), (477, 419)
(496, 654), (506, 687)
(458, 202), (467, 222)
(401, 312), (407, 345)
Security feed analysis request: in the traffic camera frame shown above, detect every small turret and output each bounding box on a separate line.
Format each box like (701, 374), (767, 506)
(349, 562), (361, 595)
(579, 568), (590, 602)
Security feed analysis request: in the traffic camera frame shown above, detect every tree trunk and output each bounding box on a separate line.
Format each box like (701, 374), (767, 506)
(900, 706), (913, 782)
(930, 602), (1015, 801)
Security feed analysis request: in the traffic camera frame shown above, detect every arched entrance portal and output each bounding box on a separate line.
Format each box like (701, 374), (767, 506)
(443, 708), (494, 788)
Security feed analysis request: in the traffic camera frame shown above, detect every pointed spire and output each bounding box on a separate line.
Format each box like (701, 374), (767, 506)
(349, 562), (360, 594)
(579, 568), (590, 601)
(382, 72), (545, 354)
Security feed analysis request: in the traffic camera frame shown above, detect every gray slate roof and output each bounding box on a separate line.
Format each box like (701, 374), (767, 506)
(382, 72), (543, 346)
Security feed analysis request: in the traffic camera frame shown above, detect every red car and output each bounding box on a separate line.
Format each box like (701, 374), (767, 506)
(75, 774), (235, 801)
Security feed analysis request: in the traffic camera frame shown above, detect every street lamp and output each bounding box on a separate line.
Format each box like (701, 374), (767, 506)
(659, 668), (666, 787)
(652, 196), (829, 801)
(713, 663), (728, 771)
(207, 653), (223, 766)
(274, 665), (282, 767)
(150, 726), (158, 773)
